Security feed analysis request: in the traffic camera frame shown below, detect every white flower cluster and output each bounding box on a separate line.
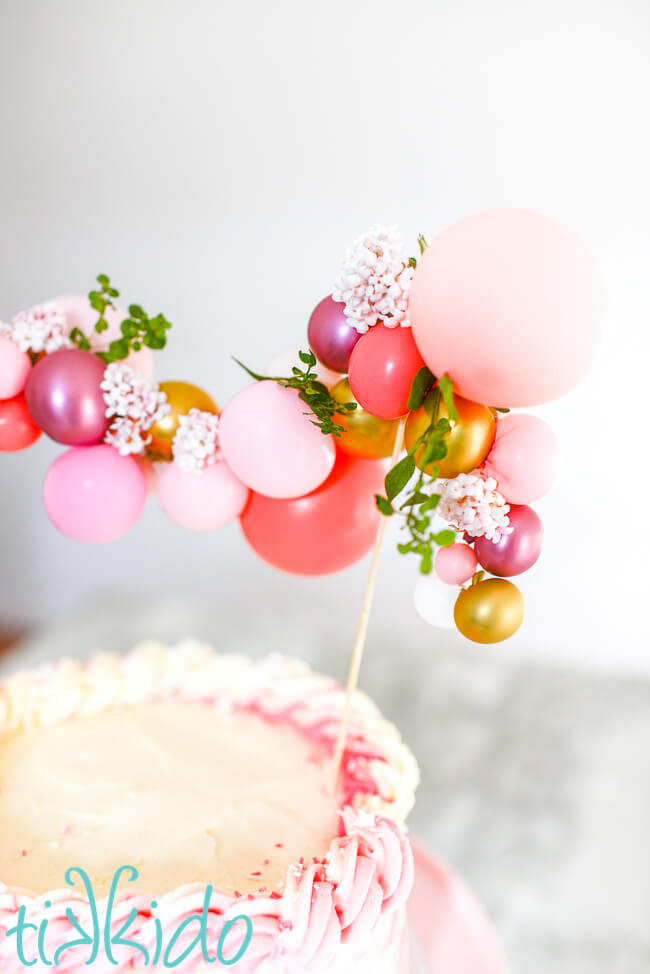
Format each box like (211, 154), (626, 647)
(9, 302), (71, 354)
(172, 408), (221, 472)
(333, 224), (414, 333)
(434, 472), (513, 543)
(100, 362), (170, 456)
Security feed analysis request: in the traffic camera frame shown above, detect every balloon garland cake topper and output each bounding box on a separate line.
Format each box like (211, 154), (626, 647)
(0, 210), (601, 655)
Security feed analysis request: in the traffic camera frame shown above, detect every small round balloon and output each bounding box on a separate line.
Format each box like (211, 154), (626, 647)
(147, 381), (218, 461)
(435, 543), (477, 585)
(0, 337), (32, 400)
(157, 460), (249, 531)
(409, 210), (603, 407)
(0, 395), (42, 452)
(54, 294), (153, 378)
(24, 349), (109, 445)
(240, 453), (385, 574)
(348, 324), (426, 420)
(220, 383), (336, 499)
(414, 572), (458, 629)
(307, 296), (361, 374)
(406, 390), (495, 478)
(483, 413), (558, 504)
(43, 445), (148, 543)
(475, 505), (543, 577)
(331, 377), (400, 459)
(454, 578), (525, 643)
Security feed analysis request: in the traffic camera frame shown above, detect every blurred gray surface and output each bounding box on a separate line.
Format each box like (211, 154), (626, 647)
(3, 599), (649, 974)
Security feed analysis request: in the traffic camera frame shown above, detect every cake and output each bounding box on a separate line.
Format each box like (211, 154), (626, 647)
(0, 642), (419, 972)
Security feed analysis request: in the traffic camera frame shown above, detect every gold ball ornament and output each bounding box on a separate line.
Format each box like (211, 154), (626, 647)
(147, 381), (218, 460)
(405, 391), (496, 478)
(330, 378), (400, 459)
(454, 577), (525, 643)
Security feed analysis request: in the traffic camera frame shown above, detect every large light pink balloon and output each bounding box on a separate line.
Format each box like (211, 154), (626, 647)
(53, 295), (153, 378)
(157, 460), (249, 531)
(409, 210), (603, 407)
(219, 383), (336, 498)
(43, 445), (148, 543)
(483, 413), (558, 504)
(0, 337), (31, 400)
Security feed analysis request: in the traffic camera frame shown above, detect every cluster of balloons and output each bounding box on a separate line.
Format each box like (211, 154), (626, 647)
(0, 209), (601, 643)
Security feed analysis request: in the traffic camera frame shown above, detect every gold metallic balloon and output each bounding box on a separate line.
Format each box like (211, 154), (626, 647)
(454, 577), (525, 643)
(405, 391), (496, 478)
(331, 377), (400, 459)
(147, 381), (218, 460)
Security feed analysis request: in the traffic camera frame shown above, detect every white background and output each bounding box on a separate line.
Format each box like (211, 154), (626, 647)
(1, 0), (648, 673)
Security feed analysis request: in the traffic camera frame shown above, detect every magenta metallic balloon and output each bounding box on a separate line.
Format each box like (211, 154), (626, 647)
(24, 349), (110, 446)
(475, 505), (543, 577)
(307, 295), (360, 374)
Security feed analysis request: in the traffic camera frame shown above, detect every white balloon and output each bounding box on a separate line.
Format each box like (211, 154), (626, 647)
(414, 572), (459, 629)
(265, 347), (340, 389)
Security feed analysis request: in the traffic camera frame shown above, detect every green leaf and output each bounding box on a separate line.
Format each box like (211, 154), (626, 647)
(375, 495), (394, 516)
(420, 493), (441, 512)
(96, 273), (110, 287)
(128, 304), (145, 319)
(417, 233), (428, 255)
(298, 349), (316, 366)
(419, 549), (433, 574)
(88, 291), (104, 312)
(232, 357), (268, 382)
(433, 529), (456, 547)
(493, 406), (510, 413)
(407, 366), (434, 411)
(384, 453), (415, 501)
(94, 317), (108, 333)
(437, 374), (459, 422)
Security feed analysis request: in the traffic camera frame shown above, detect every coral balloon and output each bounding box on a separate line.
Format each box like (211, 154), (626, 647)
(220, 383), (336, 499)
(483, 413), (558, 504)
(435, 543), (477, 585)
(157, 460), (249, 531)
(147, 381), (218, 460)
(24, 349), (109, 445)
(265, 347), (339, 389)
(474, 505), (543, 577)
(54, 294), (153, 378)
(43, 445), (147, 543)
(454, 578), (525, 643)
(307, 296), (360, 374)
(0, 395), (42, 452)
(348, 324), (426, 420)
(413, 573), (458, 629)
(0, 337), (31, 400)
(409, 210), (603, 407)
(331, 377), (400, 459)
(240, 453), (386, 575)
(406, 390), (495, 478)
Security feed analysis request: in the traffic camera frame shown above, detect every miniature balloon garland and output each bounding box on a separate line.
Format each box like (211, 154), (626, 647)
(0, 212), (601, 652)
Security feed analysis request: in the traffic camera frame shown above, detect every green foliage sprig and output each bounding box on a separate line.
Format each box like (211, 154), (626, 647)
(69, 275), (173, 363)
(234, 349), (357, 437)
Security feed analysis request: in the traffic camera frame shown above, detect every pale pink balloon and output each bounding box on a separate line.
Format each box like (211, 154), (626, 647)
(0, 336), (31, 400)
(435, 543), (478, 585)
(409, 210), (604, 407)
(219, 383), (336, 498)
(483, 413), (558, 504)
(43, 445), (148, 543)
(156, 460), (249, 531)
(53, 295), (153, 378)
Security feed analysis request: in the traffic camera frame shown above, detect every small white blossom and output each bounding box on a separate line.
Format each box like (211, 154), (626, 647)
(333, 224), (414, 333)
(9, 302), (71, 354)
(172, 408), (221, 472)
(100, 362), (170, 456)
(434, 472), (513, 543)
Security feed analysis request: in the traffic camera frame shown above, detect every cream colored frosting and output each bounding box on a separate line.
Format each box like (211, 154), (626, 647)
(0, 701), (341, 897)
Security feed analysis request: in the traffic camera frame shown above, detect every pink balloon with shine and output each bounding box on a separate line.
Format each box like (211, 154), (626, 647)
(475, 505), (543, 577)
(24, 348), (109, 445)
(483, 413), (558, 504)
(435, 543), (478, 585)
(157, 461), (249, 531)
(0, 337), (32, 400)
(219, 383), (336, 499)
(43, 445), (148, 543)
(409, 209), (603, 407)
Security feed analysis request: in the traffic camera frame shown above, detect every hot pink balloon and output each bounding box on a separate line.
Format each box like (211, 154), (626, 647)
(483, 413), (558, 504)
(54, 294), (153, 378)
(0, 337), (31, 400)
(474, 505), (543, 577)
(435, 543), (477, 585)
(219, 383), (336, 499)
(43, 445), (148, 543)
(307, 296), (360, 374)
(24, 348), (109, 445)
(157, 460), (249, 531)
(409, 210), (604, 407)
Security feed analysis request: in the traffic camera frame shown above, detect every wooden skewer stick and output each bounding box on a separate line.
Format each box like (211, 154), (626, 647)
(328, 414), (407, 794)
